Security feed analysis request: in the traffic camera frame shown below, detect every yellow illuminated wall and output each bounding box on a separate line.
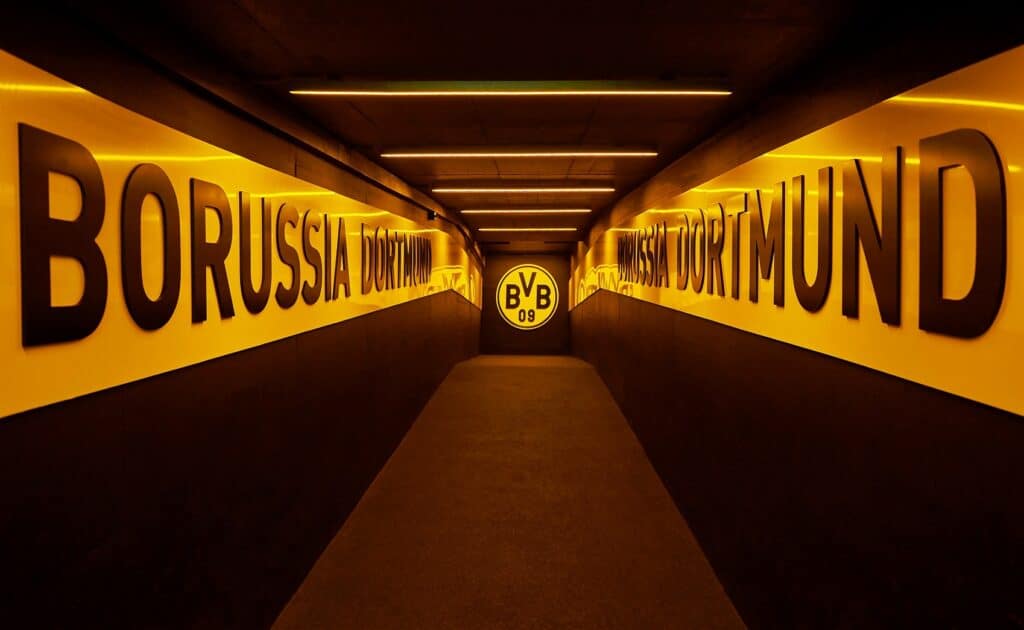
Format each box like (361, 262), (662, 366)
(572, 45), (1024, 415)
(0, 51), (481, 417)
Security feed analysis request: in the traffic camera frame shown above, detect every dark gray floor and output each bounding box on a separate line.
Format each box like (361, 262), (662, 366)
(273, 356), (744, 629)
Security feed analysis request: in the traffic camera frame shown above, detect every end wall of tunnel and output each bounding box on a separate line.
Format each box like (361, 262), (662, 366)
(480, 254), (571, 355)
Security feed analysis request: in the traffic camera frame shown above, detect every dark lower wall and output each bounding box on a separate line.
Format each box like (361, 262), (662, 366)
(480, 254), (570, 355)
(0, 291), (478, 630)
(571, 290), (1024, 629)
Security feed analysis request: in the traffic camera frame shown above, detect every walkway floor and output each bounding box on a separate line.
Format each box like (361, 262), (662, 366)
(273, 355), (744, 629)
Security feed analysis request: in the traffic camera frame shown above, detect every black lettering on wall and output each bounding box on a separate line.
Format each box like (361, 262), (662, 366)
(841, 151), (901, 325)
(749, 184), (785, 306)
(631, 231), (638, 285)
(636, 230), (645, 285)
(402, 234), (413, 287)
(657, 222), (670, 288)
(644, 227), (654, 286)
(323, 215), (332, 302)
(690, 210), (706, 293)
(332, 217), (351, 299)
(626, 234), (632, 283)
(706, 204), (726, 297)
(676, 218), (690, 291)
(630, 232), (638, 284)
(361, 223), (373, 295)
(358, 225), (431, 294)
(121, 163), (180, 330)
(730, 204), (745, 300)
(18, 124), (107, 346)
(374, 227), (385, 292)
(538, 284), (552, 309)
(395, 233), (405, 288)
(238, 193), (272, 314)
(301, 210), (323, 305)
(618, 235), (626, 281)
(275, 203), (301, 308)
(423, 237), (432, 282)
(519, 270), (537, 298)
(505, 283), (521, 308)
(792, 168), (833, 312)
(407, 234), (415, 284)
(624, 232), (632, 284)
(386, 233), (396, 290)
(919, 129), (1006, 337)
(190, 179), (235, 323)
(639, 229), (647, 285)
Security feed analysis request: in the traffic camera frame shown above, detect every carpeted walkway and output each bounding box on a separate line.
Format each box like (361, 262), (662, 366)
(272, 355), (744, 629)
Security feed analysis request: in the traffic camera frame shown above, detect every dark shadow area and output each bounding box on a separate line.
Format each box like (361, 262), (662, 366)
(0, 292), (478, 629)
(572, 290), (1024, 628)
(275, 356), (743, 629)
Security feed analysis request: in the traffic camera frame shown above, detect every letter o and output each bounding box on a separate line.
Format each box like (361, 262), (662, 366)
(121, 163), (181, 330)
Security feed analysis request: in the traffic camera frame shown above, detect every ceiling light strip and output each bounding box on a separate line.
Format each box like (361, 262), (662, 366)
(460, 209), (591, 214)
(887, 95), (1024, 112)
(382, 151), (656, 158)
(292, 89), (729, 97)
(433, 187), (613, 193)
(478, 227), (578, 232)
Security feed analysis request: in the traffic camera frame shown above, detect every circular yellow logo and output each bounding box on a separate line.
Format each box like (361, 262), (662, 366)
(495, 264), (559, 330)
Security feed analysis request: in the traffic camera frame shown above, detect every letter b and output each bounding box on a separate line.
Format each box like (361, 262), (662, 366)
(19, 124), (107, 346)
(505, 284), (521, 309)
(537, 284), (551, 309)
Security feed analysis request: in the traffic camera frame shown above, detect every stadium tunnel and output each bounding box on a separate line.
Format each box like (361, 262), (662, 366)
(2, 3), (1024, 628)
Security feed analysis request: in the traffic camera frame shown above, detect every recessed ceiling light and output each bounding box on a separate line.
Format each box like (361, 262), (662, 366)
(0, 82), (88, 94)
(381, 151), (656, 158)
(887, 95), (1024, 112)
(460, 209), (591, 214)
(433, 187), (613, 194)
(294, 89), (730, 96)
(478, 227), (578, 232)
(290, 80), (730, 98)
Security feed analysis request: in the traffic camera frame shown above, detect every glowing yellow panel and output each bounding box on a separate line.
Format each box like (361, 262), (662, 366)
(572, 45), (1024, 415)
(0, 52), (482, 418)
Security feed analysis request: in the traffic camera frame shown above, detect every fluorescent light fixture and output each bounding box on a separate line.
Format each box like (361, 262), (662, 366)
(382, 150), (656, 158)
(433, 187), (613, 193)
(460, 209), (591, 214)
(478, 227), (578, 232)
(296, 90), (730, 96)
(290, 80), (729, 97)
(0, 82), (87, 94)
(887, 95), (1024, 112)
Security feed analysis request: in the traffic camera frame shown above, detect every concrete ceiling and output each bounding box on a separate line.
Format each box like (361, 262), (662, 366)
(82, 1), (873, 254)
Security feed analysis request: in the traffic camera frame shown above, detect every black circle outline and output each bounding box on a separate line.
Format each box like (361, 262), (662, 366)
(494, 263), (559, 330)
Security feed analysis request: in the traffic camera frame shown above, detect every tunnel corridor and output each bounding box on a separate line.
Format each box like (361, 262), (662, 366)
(274, 356), (742, 629)
(2, 3), (1024, 629)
